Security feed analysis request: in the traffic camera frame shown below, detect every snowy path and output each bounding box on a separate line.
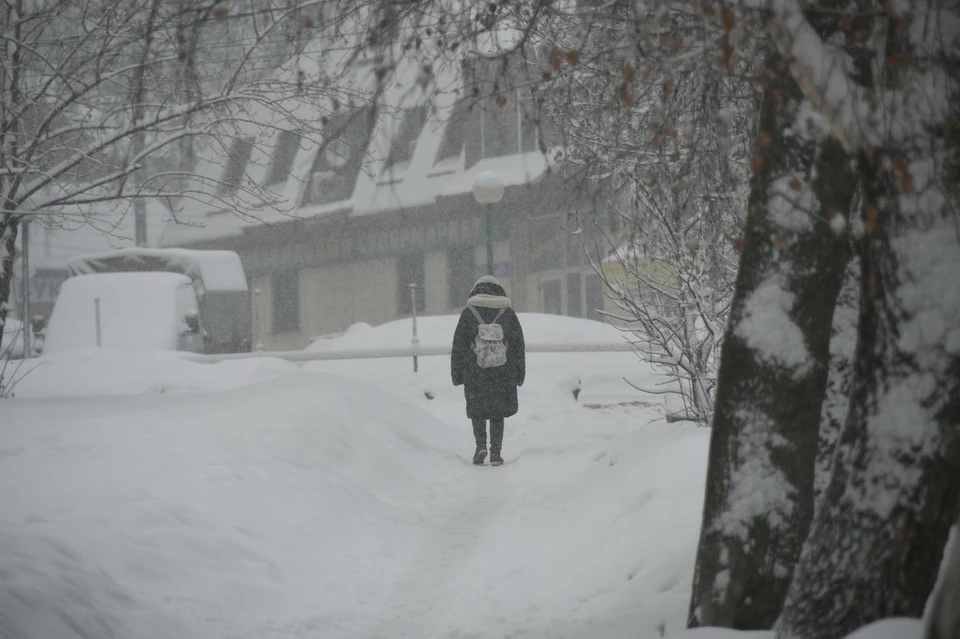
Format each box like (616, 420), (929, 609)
(363, 465), (501, 639)
(0, 353), (709, 639)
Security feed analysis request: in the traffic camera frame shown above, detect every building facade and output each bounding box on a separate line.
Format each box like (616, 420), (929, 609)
(159, 47), (616, 350)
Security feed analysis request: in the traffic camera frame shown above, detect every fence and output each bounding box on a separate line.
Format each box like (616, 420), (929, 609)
(180, 341), (636, 364)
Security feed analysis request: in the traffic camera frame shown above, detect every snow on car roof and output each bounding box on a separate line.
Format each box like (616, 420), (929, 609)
(68, 248), (248, 291)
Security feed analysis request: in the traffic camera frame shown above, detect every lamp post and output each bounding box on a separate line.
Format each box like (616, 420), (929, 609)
(409, 282), (419, 373)
(471, 171), (504, 276)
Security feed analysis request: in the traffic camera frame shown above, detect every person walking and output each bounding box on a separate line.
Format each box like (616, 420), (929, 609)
(451, 276), (526, 466)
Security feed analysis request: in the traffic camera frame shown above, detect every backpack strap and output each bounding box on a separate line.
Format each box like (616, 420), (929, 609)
(468, 306), (507, 324)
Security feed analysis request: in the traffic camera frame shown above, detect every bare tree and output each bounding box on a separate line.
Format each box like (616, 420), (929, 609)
(480, 0), (757, 426)
(0, 0), (361, 347)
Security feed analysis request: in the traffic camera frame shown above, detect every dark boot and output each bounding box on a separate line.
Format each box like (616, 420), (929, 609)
(490, 418), (504, 466)
(473, 445), (488, 465)
(471, 419), (488, 465)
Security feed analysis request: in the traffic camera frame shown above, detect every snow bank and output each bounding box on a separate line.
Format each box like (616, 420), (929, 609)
(0, 374), (458, 639)
(13, 350), (299, 398)
(14, 312), (648, 399)
(307, 312), (630, 353)
(43, 273), (194, 354)
(0, 345), (699, 638)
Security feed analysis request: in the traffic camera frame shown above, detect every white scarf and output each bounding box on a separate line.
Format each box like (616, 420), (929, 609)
(468, 293), (512, 309)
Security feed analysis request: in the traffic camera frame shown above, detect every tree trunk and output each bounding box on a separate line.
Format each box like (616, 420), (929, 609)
(0, 214), (20, 350)
(926, 517), (960, 639)
(0, 0), (23, 351)
(776, 101), (960, 639)
(814, 255), (860, 512)
(687, 49), (857, 629)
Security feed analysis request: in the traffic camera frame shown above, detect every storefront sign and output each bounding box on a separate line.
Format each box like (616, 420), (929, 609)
(245, 216), (487, 275)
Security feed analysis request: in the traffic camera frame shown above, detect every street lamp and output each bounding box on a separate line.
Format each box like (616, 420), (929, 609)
(472, 170), (504, 276)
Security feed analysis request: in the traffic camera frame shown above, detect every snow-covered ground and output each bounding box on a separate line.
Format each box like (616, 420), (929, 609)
(0, 315), (929, 638)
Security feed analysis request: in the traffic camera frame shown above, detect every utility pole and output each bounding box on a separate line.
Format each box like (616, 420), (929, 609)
(131, 0), (162, 246)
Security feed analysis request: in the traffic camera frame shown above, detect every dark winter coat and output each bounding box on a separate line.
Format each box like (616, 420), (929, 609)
(451, 281), (526, 419)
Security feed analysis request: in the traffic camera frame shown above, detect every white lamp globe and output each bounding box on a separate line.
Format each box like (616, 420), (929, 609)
(472, 171), (505, 204)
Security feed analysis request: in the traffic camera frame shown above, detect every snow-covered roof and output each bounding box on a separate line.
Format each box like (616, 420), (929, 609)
(67, 247), (248, 292)
(158, 31), (556, 248)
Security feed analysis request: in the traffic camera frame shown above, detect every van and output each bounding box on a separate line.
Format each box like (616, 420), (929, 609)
(43, 272), (204, 354)
(67, 248), (251, 353)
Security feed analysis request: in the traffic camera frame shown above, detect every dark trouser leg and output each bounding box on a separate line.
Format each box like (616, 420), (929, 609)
(472, 418), (487, 448)
(489, 418), (504, 454)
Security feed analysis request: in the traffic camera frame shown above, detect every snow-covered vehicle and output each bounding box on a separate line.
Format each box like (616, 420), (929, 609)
(67, 248), (252, 353)
(43, 272), (205, 354)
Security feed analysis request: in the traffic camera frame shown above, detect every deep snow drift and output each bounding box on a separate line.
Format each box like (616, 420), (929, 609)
(1, 319), (706, 639)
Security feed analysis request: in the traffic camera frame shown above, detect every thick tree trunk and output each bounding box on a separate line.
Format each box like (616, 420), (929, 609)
(687, 50), (857, 629)
(926, 518), (960, 639)
(776, 76), (960, 636)
(776, 167), (960, 637)
(0, 214), (19, 350)
(813, 256), (860, 511)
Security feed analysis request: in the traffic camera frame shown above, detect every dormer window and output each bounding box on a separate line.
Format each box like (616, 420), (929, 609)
(433, 100), (473, 165)
(264, 129), (303, 187)
(382, 105), (429, 174)
(301, 107), (376, 207)
(218, 136), (255, 194)
(433, 88), (544, 171)
(480, 89), (539, 160)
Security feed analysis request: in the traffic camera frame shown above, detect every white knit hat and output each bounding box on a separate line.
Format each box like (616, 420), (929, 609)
(473, 275), (501, 287)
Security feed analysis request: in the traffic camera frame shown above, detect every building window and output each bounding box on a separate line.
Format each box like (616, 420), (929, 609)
(382, 105), (428, 173)
(397, 252), (426, 316)
(533, 212), (606, 319)
(264, 129), (302, 187)
(219, 136), (255, 194)
(481, 93), (520, 159)
(542, 279), (562, 315)
(567, 272), (583, 318)
(585, 272), (605, 321)
(448, 244), (475, 307)
(530, 214), (565, 271)
(478, 89), (540, 161)
(302, 108), (376, 207)
(541, 272), (604, 319)
(520, 96), (540, 152)
(272, 271), (300, 333)
(433, 100), (472, 165)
